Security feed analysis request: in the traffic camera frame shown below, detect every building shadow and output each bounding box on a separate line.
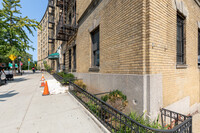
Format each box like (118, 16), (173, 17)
(7, 78), (28, 83)
(0, 90), (19, 102)
(16, 71), (42, 76)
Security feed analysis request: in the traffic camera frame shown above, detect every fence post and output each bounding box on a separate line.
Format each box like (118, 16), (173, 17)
(189, 116), (192, 133)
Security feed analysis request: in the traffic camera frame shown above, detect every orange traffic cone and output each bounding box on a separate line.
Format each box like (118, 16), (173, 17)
(40, 81), (45, 87)
(41, 74), (45, 81)
(43, 81), (50, 96)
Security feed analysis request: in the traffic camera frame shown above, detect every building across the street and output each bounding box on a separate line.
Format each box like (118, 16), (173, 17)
(37, 0), (200, 119)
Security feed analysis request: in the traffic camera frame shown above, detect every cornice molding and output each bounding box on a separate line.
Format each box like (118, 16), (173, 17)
(173, 0), (188, 17)
(195, 0), (200, 6)
(77, 0), (102, 26)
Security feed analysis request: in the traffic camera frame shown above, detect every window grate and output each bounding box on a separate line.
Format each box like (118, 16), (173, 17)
(91, 27), (100, 67)
(73, 46), (76, 69)
(177, 14), (185, 64)
(69, 49), (71, 70)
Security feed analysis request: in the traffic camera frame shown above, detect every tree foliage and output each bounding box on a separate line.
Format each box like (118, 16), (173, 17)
(0, 0), (40, 56)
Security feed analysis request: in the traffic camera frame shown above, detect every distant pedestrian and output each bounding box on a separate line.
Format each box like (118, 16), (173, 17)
(0, 68), (6, 83)
(32, 67), (35, 73)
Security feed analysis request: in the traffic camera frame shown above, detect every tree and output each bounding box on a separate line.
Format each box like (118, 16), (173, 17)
(21, 53), (33, 70)
(0, 0), (40, 74)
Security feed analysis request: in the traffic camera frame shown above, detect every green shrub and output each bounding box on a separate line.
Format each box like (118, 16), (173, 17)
(43, 61), (52, 71)
(57, 72), (67, 77)
(87, 100), (99, 114)
(50, 70), (55, 74)
(62, 73), (75, 84)
(101, 90), (127, 102)
(112, 112), (164, 133)
(101, 90), (128, 111)
(128, 112), (163, 132)
(101, 95), (109, 102)
(74, 80), (87, 90)
(37, 65), (41, 70)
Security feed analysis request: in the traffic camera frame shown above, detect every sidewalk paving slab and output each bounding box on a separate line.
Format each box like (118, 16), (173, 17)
(193, 113), (200, 133)
(0, 72), (108, 133)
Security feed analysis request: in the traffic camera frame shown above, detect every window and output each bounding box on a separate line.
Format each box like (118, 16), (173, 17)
(73, 46), (76, 69)
(69, 13), (72, 25)
(198, 29), (200, 65)
(63, 53), (66, 70)
(177, 13), (185, 64)
(91, 27), (100, 67)
(69, 49), (71, 70)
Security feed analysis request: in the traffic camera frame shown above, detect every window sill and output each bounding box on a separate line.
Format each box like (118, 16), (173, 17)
(88, 67), (100, 72)
(176, 64), (188, 69)
(72, 69), (76, 72)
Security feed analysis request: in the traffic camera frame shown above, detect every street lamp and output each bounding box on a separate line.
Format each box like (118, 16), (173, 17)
(18, 57), (22, 75)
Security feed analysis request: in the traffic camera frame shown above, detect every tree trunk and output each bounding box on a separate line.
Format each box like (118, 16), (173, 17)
(18, 61), (20, 73)
(12, 60), (16, 76)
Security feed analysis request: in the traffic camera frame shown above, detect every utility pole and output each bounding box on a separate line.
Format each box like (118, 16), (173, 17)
(28, 58), (30, 71)
(18, 57), (21, 74)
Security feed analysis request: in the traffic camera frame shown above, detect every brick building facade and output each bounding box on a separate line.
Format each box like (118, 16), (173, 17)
(38, 0), (200, 119)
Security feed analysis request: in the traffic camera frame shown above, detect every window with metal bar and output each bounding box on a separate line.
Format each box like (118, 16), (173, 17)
(73, 46), (76, 69)
(198, 29), (200, 65)
(63, 53), (66, 71)
(69, 13), (72, 25)
(177, 14), (186, 64)
(91, 27), (100, 67)
(69, 49), (71, 70)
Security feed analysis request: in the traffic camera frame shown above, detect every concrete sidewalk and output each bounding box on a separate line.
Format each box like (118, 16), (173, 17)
(0, 72), (108, 133)
(193, 113), (200, 133)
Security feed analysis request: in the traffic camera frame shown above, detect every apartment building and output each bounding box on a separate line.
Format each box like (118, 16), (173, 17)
(37, 5), (53, 70)
(38, 0), (200, 119)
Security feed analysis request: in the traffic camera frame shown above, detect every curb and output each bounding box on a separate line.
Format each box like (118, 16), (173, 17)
(68, 92), (110, 133)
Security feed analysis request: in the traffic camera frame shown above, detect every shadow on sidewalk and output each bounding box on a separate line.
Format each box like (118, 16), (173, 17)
(7, 78), (28, 83)
(19, 71), (41, 75)
(0, 90), (19, 102)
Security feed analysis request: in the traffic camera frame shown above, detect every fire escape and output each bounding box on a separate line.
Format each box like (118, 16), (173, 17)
(56, 0), (77, 41)
(48, 0), (55, 55)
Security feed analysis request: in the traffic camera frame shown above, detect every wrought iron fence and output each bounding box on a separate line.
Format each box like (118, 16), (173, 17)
(68, 81), (192, 133)
(52, 73), (64, 82)
(50, 72), (192, 133)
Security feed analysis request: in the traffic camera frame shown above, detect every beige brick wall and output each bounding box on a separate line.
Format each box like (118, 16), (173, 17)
(38, 0), (200, 113)
(76, 0), (146, 74)
(75, 0), (200, 110)
(76, 0), (91, 20)
(148, 0), (200, 107)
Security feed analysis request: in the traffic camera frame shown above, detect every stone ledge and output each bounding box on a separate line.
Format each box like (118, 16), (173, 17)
(176, 64), (188, 69)
(88, 67), (100, 72)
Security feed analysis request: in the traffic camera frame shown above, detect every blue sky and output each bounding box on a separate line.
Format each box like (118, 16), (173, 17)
(0, 0), (48, 61)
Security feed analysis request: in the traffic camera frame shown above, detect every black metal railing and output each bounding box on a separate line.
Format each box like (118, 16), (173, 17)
(68, 81), (192, 133)
(52, 73), (64, 82)
(55, 0), (77, 41)
(48, 72), (192, 133)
